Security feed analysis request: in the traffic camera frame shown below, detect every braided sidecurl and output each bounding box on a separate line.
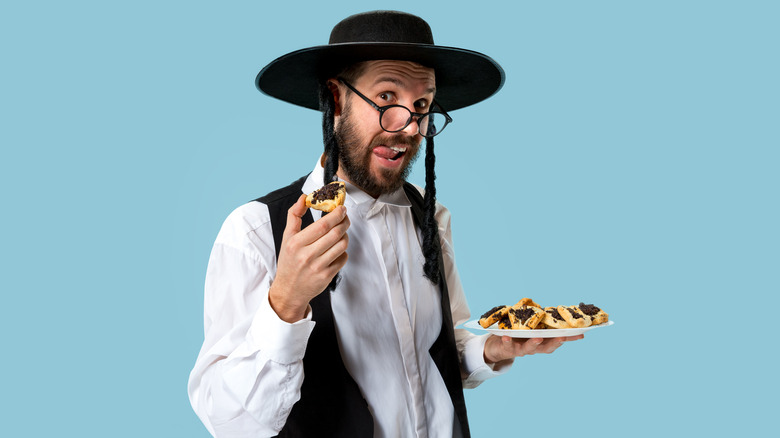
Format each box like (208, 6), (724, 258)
(422, 135), (441, 285)
(319, 81), (341, 292)
(320, 82), (340, 186)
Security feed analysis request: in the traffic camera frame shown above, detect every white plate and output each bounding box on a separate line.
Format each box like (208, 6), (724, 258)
(461, 320), (614, 338)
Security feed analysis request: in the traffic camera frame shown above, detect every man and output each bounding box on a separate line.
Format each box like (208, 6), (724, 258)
(188, 11), (582, 438)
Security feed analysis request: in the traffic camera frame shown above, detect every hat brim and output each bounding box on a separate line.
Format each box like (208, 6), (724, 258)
(256, 42), (505, 111)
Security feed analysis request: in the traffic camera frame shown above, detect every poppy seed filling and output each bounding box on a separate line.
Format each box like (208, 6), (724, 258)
(512, 307), (536, 324)
(312, 182), (341, 204)
(578, 303), (600, 316)
(480, 305), (506, 320)
(547, 308), (564, 320)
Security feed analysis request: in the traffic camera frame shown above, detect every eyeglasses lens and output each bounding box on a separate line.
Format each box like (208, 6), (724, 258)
(419, 113), (436, 137)
(380, 106), (446, 137)
(380, 106), (411, 132)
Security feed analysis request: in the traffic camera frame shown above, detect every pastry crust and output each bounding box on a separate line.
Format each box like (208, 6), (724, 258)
(514, 297), (541, 308)
(507, 305), (545, 330)
(557, 305), (592, 328)
(541, 306), (571, 329)
(305, 181), (346, 213)
(478, 305), (509, 328)
(577, 302), (609, 326)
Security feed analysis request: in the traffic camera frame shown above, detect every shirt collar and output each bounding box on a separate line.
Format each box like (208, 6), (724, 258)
(306, 155), (412, 209)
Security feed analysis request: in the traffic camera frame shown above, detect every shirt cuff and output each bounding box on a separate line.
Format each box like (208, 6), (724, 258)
(247, 294), (316, 365)
(461, 334), (514, 388)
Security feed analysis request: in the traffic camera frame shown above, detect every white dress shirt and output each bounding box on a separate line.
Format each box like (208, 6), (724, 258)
(188, 158), (511, 438)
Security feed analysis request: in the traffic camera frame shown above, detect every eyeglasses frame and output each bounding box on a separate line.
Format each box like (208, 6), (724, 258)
(337, 78), (453, 138)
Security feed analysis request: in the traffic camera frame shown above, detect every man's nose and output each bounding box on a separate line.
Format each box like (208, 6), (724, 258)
(400, 112), (420, 136)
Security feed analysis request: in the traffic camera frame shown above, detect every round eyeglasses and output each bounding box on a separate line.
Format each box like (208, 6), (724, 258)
(339, 79), (452, 138)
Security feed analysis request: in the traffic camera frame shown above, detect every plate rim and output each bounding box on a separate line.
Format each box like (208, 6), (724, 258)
(461, 319), (614, 338)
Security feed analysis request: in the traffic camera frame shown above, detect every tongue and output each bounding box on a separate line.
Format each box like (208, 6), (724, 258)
(373, 146), (398, 160)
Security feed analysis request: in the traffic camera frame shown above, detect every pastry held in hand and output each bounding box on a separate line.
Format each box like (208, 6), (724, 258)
(305, 181), (346, 213)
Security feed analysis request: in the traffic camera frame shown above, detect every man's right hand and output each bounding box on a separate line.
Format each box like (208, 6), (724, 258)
(268, 194), (350, 323)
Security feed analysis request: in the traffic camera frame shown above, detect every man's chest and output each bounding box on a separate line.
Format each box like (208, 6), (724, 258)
(331, 207), (442, 343)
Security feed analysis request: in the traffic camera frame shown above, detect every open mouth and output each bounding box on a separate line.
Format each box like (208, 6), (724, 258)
(388, 146), (406, 161)
(373, 145), (407, 164)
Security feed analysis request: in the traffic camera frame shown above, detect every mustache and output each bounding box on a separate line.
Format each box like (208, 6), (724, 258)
(369, 133), (421, 149)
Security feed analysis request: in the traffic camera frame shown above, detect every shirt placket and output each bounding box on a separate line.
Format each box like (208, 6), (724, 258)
(367, 203), (429, 438)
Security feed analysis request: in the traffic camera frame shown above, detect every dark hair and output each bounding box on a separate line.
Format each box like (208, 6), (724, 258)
(421, 135), (441, 285)
(336, 61), (370, 84)
(320, 81), (340, 186)
(318, 80), (341, 292)
(320, 62), (371, 185)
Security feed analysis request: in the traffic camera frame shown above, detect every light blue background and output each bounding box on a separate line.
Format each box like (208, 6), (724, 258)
(2, 1), (777, 436)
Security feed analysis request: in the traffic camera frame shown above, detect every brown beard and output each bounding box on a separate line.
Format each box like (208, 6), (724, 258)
(334, 102), (422, 197)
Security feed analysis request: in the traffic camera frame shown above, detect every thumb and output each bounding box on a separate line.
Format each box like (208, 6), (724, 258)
(283, 194), (308, 240)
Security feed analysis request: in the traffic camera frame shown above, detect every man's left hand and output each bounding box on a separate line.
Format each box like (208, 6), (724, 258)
(483, 334), (584, 364)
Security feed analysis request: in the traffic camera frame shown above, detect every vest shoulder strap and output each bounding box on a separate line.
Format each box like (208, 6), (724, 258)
(256, 174), (373, 438)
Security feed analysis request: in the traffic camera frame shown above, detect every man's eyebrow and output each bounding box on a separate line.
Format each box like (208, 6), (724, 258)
(372, 77), (436, 95)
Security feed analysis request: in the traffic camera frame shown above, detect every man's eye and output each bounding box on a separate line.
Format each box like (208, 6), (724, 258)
(378, 92), (395, 102)
(415, 100), (429, 110)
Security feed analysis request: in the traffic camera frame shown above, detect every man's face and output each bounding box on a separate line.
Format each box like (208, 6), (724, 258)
(333, 60), (436, 197)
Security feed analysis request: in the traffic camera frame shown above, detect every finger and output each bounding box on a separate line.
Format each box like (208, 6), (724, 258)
(308, 216), (350, 258)
(282, 195), (308, 241)
(316, 233), (349, 270)
(513, 337), (544, 357)
(536, 338), (566, 354)
(539, 334), (585, 354)
(312, 249), (349, 286)
(296, 205), (348, 246)
(504, 336), (521, 357)
(329, 250), (349, 272)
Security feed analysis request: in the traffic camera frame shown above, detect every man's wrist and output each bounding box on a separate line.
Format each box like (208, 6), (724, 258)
(268, 284), (309, 323)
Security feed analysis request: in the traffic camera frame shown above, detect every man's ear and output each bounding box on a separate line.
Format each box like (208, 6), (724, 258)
(326, 78), (342, 117)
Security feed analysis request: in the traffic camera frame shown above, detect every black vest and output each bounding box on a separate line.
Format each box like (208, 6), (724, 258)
(256, 175), (470, 438)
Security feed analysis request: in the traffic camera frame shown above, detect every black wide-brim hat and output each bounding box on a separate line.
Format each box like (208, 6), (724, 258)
(256, 10), (505, 111)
